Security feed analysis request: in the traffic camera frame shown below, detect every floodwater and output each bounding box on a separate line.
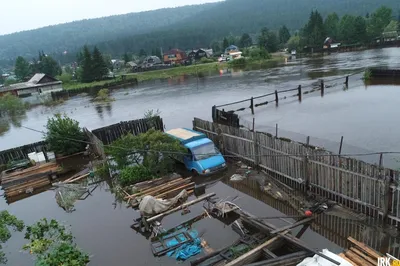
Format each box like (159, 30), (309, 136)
(2, 47), (400, 265)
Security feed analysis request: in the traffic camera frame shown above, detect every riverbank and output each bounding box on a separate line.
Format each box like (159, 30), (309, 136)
(62, 56), (286, 91)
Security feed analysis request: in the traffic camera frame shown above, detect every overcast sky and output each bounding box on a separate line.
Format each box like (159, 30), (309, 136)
(0, 0), (222, 35)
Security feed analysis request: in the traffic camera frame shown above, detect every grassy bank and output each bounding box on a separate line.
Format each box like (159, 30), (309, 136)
(62, 56), (285, 90)
(131, 62), (226, 82)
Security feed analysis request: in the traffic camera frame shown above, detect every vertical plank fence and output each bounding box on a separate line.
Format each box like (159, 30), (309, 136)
(0, 141), (49, 166)
(193, 117), (400, 227)
(92, 116), (164, 145)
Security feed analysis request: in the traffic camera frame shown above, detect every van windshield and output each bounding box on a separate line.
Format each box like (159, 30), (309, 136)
(191, 143), (220, 161)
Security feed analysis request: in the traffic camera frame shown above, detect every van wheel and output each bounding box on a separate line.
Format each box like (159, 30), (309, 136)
(191, 170), (199, 177)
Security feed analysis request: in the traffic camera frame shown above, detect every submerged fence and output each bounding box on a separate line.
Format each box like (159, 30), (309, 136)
(92, 116), (164, 145)
(212, 72), (363, 127)
(0, 116), (163, 167)
(0, 141), (49, 167)
(227, 177), (400, 258)
(193, 117), (400, 227)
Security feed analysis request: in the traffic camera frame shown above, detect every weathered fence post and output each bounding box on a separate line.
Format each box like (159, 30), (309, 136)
(303, 136), (311, 193)
(252, 117), (255, 132)
(250, 97), (254, 115)
(275, 123), (278, 138)
(298, 85), (302, 102)
(345, 76), (349, 87)
(212, 105), (217, 122)
(303, 154), (310, 194)
(320, 79), (324, 96)
(338, 136), (344, 155)
(380, 153), (391, 224)
(275, 90), (279, 105)
(253, 128), (259, 166)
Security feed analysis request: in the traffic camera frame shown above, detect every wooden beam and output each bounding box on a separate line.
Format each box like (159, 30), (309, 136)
(146, 193), (215, 223)
(338, 253), (357, 266)
(156, 182), (195, 199)
(345, 250), (374, 266)
(347, 237), (382, 260)
(224, 230), (290, 266)
(126, 178), (185, 199)
(349, 247), (376, 266)
(269, 217), (314, 234)
(246, 251), (310, 266)
(65, 173), (90, 183)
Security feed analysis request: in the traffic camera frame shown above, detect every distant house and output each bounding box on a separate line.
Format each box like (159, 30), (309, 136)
(0, 73), (63, 104)
(323, 37), (341, 49)
(111, 59), (125, 70)
(382, 31), (399, 42)
(224, 45), (240, 54)
(141, 56), (162, 68)
(163, 49), (187, 64)
(188, 48), (213, 60)
(126, 61), (138, 72)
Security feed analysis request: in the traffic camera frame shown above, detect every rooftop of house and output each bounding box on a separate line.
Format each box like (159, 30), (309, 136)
(0, 73), (61, 92)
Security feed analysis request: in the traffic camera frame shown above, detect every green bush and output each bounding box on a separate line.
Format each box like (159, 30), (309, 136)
(45, 114), (86, 156)
(119, 165), (152, 186)
(249, 48), (271, 60)
(0, 93), (27, 116)
(94, 88), (114, 102)
(363, 68), (372, 80)
(229, 57), (247, 67)
(23, 219), (89, 266)
(0, 211), (24, 264)
(56, 73), (73, 84)
(106, 129), (186, 186)
(200, 57), (214, 64)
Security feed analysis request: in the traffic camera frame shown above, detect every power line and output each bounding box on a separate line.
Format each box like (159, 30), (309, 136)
(21, 125), (400, 159)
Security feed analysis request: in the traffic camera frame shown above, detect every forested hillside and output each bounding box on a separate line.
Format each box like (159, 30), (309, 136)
(0, 0), (399, 64)
(0, 4), (217, 62)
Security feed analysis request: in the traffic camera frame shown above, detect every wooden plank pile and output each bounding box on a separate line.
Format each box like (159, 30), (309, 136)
(1, 162), (60, 198)
(124, 175), (195, 208)
(339, 237), (383, 266)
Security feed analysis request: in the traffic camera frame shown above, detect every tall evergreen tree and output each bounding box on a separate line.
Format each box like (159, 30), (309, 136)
(80, 46), (93, 83)
(324, 13), (339, 39)
(14, 56), (31, 81)
(123, 52), (130, 63)
(222, 38), (229, 50)
(303, 10), (326, 47)
(139, 49), (147, 57)
(367, 6), (392, 39)
(92, 46), (109, 81)
(239, 33), (253, 48)
(40, 55), (62, 77)
(259, 28), (279, 52)
(278, 26), (291, 44)
(353, 16), (368, 43)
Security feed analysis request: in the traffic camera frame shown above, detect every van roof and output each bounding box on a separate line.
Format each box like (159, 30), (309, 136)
(165, 128), (206, 144)
(185, 138), (212, 149)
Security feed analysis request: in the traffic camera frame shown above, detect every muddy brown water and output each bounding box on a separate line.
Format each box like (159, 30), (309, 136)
(2, 48), (400, 265)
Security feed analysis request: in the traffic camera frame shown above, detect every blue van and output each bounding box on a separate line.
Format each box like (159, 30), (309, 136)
(166, 128), (227, 176)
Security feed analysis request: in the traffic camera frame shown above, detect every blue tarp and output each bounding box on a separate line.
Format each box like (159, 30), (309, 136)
(166, 230), (202, 261)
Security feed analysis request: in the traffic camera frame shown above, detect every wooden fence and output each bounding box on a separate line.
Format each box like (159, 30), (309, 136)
(212, 73), (361, 123)
(226, 177), (400, 258)
(0, 141), (49, 166)
(83, 128), (105, 159)
(92, 116), (164, 145)
(193, 117), (400, 227)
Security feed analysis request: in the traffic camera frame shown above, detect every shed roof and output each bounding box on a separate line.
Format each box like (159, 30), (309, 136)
(0, 73), (61, 93)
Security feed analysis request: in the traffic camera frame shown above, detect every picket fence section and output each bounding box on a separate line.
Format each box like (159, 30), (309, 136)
(193, 117), (400, 226)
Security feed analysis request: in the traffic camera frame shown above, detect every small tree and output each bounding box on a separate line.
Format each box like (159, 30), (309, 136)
(106, 129), (186, 186)
(0, 93), (27, 117)
(14, 56), (31, 81)
(92, 46), (109, 81)
(45, 114), (86, 155)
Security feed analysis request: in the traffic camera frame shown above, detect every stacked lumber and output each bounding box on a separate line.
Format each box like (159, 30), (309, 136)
(1, 162), (60, 198)
(339, 237), (382, 266)
(125, 176), (195, 208)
